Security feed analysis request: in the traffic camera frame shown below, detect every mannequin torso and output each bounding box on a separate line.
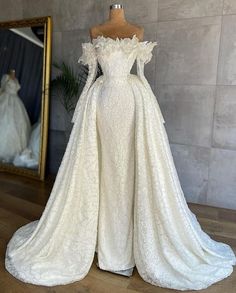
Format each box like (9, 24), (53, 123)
(89, 6), (144, 41)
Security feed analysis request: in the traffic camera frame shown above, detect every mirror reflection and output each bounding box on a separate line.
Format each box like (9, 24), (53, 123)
(0, 25), (44, 171)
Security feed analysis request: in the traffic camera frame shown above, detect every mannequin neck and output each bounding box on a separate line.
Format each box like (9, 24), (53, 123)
(109, 8), (127, 23)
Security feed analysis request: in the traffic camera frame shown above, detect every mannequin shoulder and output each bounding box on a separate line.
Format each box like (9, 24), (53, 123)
(89, 26), (103, 40)
(129, 24), (144, 41)
(89, 22), (144, 41)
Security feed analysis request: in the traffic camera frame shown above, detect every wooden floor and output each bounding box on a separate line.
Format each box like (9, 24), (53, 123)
(0, 172), (236, 293)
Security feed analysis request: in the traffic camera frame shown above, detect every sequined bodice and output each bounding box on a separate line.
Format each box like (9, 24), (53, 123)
(78, 35), (158, 80)
(94, 38), (138, 79)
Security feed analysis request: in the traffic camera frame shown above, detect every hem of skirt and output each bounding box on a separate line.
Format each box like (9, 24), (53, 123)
(5, 254), (89, 287)
(137, 265), (234, 291)
(97, 264), (135, 277)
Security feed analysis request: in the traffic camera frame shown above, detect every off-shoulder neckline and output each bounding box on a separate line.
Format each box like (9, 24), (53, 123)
(90, 34), (155, 45)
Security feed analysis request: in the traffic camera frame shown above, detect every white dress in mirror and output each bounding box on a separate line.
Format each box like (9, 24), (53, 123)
(13, 119), (41, 169)
(5, 35), (236, 291)
(0, 74), (31, 163)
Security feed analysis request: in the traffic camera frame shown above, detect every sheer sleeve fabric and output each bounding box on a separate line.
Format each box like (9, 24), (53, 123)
(136, 41), (165, 124)
(71, 42), (97, 123)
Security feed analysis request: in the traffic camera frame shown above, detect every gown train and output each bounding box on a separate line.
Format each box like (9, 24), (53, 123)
(5, 35), (236, 291)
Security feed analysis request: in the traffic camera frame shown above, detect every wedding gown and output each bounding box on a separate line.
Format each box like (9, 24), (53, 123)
(5, 35), (236, 291)
(0, 74), (31, 163)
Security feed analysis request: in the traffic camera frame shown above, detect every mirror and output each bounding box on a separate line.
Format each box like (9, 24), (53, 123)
(0, 16), (52, 180)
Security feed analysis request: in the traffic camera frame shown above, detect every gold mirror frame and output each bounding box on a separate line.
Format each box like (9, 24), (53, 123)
(0, 16), (52, 181)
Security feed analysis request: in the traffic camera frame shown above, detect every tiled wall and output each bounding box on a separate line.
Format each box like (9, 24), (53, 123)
(0, 0), (236, 210)
(156, 1), (236, 210)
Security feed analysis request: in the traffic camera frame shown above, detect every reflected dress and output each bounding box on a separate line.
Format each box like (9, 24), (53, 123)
(5, 35), (236, 291)
(0, 74), (31, 162)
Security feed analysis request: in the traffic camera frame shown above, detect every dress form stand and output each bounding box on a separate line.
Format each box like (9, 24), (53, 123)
(90, 4), (142, 278)
(90, 4), (144, 41)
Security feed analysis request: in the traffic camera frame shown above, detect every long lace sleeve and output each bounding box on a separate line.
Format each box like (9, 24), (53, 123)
(136, 41), (165, 124)
(71, 42), (97, 123)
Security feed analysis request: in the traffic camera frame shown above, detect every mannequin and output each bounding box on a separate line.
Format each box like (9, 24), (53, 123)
(4, 4), (236, 290)
(89, 4), (144, 41)
(90, 4), (144, 277)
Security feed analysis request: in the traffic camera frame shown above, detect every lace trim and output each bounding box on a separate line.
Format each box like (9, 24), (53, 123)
(78, 43), (97, 66)
(78, 34), (159, 66)
(138, 41), (158, 64)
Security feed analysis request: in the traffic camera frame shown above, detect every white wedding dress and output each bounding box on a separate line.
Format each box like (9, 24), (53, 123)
(5, 35), (236, 291)
(0, 74), (31, 163)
